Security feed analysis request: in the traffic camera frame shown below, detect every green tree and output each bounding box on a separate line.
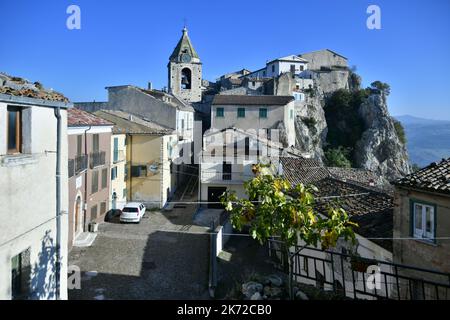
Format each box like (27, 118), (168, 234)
(220, 164), (357, 250)
(325, 147), (352, 168)
(370, 81), (391, 96)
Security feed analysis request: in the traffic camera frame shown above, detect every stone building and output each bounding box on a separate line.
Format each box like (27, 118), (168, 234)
(211, 95), (296, 147)
(393, 158), (450, 298)
(299, 49), (348, 71)
(0, 74), (70, 299)
(168, 27), (203, 103)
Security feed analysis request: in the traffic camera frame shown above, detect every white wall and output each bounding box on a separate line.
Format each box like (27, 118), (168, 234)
(0, 102), (68, 300)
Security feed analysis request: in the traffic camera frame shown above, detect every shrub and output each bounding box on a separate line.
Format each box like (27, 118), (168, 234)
(370, 81), (391, 96)
(324, 147), (352, 168)
(393, 120), (407, 145)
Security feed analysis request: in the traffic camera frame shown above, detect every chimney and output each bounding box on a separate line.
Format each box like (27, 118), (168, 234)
(129, 114), (134, 121)
(148, 82), (153, 90)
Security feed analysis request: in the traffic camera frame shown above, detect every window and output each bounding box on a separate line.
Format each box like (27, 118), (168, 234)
(131, 165), (147, 178)
(77, 135), (82, 156)
(100, 202), (107, 216)
(91, 205), (98, 220)
(237, 108), (246, 118)
(92, 134), (99, 152)
(91, 170), (99, 194)
(412, 201), (435, 242)
(113, 137), (119, 162)
(11, 248), (30, 300)
(290, 109), (294, 120)
(101, 168), (108, 189)
(259, 108), (268, 119)
(222, 162), (232, 181)
(123, 188), (127, 199)
(216, 107), (224, 118)
(300, 65), (304, 71)
(111, 167), (117, 181)
(7, 106), (22, 154)
(271, 65), (275, 73)
(244, 137), (250, 160)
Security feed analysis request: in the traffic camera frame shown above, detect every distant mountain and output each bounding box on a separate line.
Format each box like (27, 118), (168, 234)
(395, 115), (450, 167)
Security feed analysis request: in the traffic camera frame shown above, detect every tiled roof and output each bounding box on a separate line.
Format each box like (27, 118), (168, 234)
(394, 158), (450, 195)
(93, 110), (174, 135)
(68, 108), (113, 127)
(212, 95), (294, 106)
(313, 178), (393, 252)
(279, 157), (393, 251)
(280, 157), (330, 185)
(0, 73), (69, 103)
(328, 167), (391, 192)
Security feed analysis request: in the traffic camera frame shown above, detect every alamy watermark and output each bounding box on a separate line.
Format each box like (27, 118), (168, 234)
(367, 5), (382, 30)
(66, 5), (81, 30)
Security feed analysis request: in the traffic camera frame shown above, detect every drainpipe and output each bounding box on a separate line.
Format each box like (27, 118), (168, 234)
(54, 107), (62, 300)
(83, 126), (91, 232)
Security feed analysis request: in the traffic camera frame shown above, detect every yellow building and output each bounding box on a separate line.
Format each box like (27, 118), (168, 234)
(110, 132), (127, 210)
(94, 110), (177, 209)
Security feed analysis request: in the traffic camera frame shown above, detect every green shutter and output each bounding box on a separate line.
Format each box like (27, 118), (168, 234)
(237, 108), (245, 118)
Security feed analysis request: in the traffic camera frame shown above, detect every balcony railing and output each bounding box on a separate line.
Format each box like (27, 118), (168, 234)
(201, 171), (247, 183)
(267, 239), (450, 300)
(89, 151), (106, 169)
(75, 154), (88, 174)
(68, 154), (88, 178)
(113, 150), (125, 164)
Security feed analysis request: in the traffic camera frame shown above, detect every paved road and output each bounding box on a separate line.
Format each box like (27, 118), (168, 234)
(68, 203), (211, 300)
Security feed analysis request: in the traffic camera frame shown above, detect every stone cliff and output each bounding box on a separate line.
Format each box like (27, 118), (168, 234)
(293, 69), (410, 180)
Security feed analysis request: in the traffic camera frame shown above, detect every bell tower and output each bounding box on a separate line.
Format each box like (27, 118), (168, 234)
(168, 27), (202, 103)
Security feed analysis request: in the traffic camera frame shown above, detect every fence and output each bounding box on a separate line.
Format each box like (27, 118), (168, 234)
(267, 239), (450, 300)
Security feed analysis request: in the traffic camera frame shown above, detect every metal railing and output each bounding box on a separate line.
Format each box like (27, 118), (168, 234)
(68, 154), (88, 178)
(267, 239), (450, 300)
(75, 154), (88, 174)
(89, 151), (106, 169)
(113, 150), (125, 164)
(200, 171), (245, 183)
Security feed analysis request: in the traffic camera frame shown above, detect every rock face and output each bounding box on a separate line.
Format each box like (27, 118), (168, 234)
(292, 69), (411, 180)
(355, 94), (411, 179)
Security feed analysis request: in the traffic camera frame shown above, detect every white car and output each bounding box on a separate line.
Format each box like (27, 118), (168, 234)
(120, 202), (146, 223)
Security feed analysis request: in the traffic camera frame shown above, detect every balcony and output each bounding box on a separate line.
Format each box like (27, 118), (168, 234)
(68, 154), (88, 178)
(89, 151), (106, 169)
(75, 154), (88, 174)
(200, 171), (245, 184)
(113, 150), (125, 164)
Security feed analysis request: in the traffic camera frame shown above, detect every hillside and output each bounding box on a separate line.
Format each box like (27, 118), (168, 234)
(395, 115), (450, 167)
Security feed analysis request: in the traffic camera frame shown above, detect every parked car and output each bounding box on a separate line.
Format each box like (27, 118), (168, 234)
(120, 202), (146, 223)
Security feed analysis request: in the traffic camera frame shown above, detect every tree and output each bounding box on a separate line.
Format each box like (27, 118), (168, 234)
(370, 81), (391, 96)
(393, 119), (407, 145)
(220, 164), (357, 250)
(325, 147), (352, 168)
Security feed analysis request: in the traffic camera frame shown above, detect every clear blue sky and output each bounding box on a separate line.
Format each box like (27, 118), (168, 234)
(1, 0), (449, 120)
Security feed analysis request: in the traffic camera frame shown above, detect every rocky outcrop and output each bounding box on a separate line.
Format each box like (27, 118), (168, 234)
(355, 94), (411, 179)
(294, 70), (351, 162)
(292, 69), (410, 180)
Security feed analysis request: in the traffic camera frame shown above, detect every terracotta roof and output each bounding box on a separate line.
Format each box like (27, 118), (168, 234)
(212, 95), (294, 106)
(394, 158), (450, 195)
(93, 110), (174, 135)
(0, 72), (69, 103)
(313, 178), (393, 252)
(280, 157), (330, 185)
(279, 157), (393, 251)
(68, 108), (113, 127)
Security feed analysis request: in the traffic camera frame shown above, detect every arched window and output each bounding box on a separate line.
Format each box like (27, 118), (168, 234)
(181, 68), (192, 90)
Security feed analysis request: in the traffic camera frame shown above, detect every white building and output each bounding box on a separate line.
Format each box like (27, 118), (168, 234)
(199, 128), (284, 207)
(0, 74), (70, 300)
(243, 55), (309, 79)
